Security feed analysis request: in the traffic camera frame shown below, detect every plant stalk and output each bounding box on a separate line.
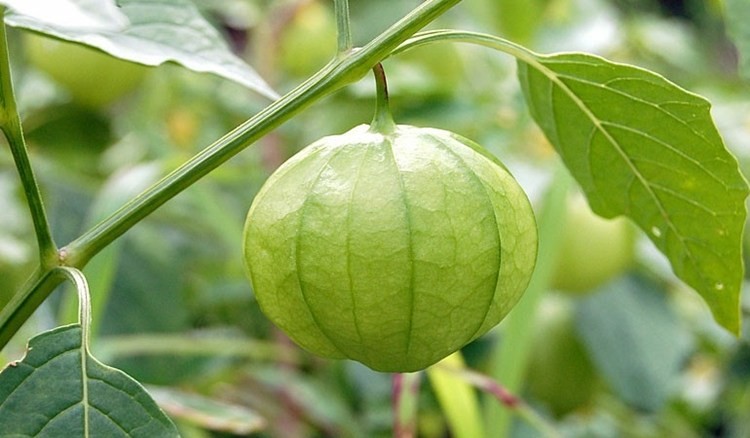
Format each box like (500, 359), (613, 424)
(54, 267), (91, 342)
(370, 63), (396, 134)
(334, 0), (353, 55)
(393, 372), (421, 438)
(436, 364), (562, 438)
(0, 0), (462, 351)
(0, 7), (57, 263)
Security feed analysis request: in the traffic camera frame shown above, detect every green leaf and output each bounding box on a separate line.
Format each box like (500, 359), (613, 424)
(0, 324), (179, 436)
(398, 30), (748, 333)
(726, 0), (750, 79)
(0, 0), (126, 31)
(5, 0), (277, 99)
(517, 52), (749, 334)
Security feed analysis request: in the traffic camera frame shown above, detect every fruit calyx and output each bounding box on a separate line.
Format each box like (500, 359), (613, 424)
(241, 63), (538, 372)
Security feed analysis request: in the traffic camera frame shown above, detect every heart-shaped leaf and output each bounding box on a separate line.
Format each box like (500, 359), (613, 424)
(0, 267), (178, 436)
(517, 52), (749, 334)
(0, 324), (179, 436)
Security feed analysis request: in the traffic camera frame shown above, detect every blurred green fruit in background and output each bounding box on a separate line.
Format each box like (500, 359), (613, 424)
(279, 1), (337, 78)
(552, 192), (635, 293)
(526, 295), (599, 417)
(25, 33), (149, 107)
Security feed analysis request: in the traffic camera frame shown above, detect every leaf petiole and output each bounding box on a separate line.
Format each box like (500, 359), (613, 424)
(53, 267), (91, 342)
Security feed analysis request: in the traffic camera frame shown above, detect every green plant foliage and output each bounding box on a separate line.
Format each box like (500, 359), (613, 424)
(147, 386), (266, 434)
(4, 0), (277, 99)
(2, 0), (750, 436)
(725, 0), (750, 78)
(517, 52), (749, 333)
(526, 295), (599, 417)
(576, 277), (692, 411)
(0, 324), (178, 436)
(551, 191), (635, 293)
(25, 34), (149, 107)
(0, 0), (126, 31)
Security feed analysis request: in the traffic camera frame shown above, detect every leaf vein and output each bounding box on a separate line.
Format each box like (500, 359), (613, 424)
(531, 57), (706, 290)
(553, 73), (715, 149)
(600, 121), (726, 186)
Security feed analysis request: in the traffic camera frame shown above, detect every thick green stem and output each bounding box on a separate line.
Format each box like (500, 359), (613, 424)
(0, 7), (57, 263)
(0, 0), (462, 351)
(334, 0), (353, 55)
(370, 63), (396, 134)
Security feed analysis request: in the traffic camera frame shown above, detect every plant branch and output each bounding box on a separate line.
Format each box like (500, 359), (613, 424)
(334, 0), (353, 55)
(61, 0), (461, 267)
(0, 7), (57, 263)
(0, 0), (462, 352)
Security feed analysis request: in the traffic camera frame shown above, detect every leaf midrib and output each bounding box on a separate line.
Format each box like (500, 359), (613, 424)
(81, 329), (89, 438)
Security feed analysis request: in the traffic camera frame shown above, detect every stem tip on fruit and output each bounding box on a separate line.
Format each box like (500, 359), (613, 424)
(370, 63), (396, 134)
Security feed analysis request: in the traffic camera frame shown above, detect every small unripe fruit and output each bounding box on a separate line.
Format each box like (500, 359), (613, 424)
(552, 193), (635, 293)
(279, 0), (337, 77)
(25, 34), (148, 107)
(526, 295), (599, 417)
(243, 124), (537, 372)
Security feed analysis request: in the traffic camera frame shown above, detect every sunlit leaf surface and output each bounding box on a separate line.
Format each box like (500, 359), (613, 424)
(0, 0), (126, 31)
(4, 0), (277, 99)
(518, 52), (749, 333)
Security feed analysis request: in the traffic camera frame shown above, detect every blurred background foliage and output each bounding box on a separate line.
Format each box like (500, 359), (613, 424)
(1, 0), (749, 436)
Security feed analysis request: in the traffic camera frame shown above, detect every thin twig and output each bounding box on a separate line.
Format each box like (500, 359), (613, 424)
(393, 372), (421, 438)
(435, 364), (562, 438)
